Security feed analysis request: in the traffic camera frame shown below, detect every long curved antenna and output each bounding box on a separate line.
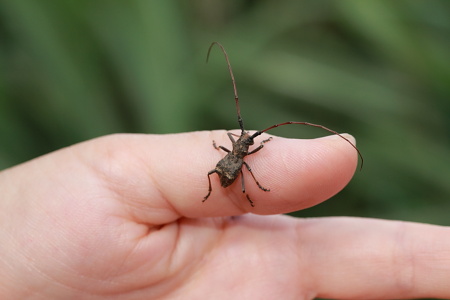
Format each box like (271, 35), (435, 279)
(252, 122), (364, 170)
(207, 42), (245, 132)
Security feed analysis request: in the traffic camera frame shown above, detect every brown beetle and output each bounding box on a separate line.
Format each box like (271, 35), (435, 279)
(203, 42), (363, 207)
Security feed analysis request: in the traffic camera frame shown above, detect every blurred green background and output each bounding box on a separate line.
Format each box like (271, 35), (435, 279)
(1, 0), (449, 228)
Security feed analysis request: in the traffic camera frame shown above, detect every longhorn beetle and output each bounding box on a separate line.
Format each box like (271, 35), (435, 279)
(202, 42), (363, 207)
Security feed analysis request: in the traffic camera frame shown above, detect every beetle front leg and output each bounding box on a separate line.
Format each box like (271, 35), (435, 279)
(212, 141), (230, 153)
(248, 137), (273, 155)
(227, 132), (239, 143)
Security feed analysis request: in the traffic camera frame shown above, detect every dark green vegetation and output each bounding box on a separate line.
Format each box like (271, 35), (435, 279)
(1, 1), (449, 228)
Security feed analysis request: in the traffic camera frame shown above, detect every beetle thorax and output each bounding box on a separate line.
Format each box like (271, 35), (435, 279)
(232, 131), (254, 158)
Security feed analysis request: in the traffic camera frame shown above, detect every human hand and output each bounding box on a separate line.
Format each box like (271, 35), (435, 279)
(0, 131), (448, 299)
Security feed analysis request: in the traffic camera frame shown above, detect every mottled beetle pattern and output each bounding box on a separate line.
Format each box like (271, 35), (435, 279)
(202, 42), (363, 207)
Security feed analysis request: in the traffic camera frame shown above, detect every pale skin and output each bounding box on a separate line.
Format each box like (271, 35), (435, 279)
(0, 131), (449, 299)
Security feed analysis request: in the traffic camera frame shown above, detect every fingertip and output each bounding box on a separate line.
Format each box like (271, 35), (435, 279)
(240, 134), (359, 214)
(180, 132), (360, 217)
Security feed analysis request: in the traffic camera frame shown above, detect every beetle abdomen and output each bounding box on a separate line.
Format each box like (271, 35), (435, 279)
(215, 154), (243, 187)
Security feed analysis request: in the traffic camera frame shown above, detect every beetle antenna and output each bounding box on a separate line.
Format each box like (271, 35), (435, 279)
(207, 42), (245, 132)
(252, 122), (364, 170)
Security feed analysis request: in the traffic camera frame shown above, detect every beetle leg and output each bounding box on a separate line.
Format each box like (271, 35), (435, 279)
(203, 170), (218, 202)
(212, 141), (230, 152)
(243, 161), (270, 192)
(240, 169), (254, 207)
(227, 132), (237, 143)
(248, 137), (273, 155)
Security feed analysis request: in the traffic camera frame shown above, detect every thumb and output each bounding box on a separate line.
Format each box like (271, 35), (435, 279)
(74, 131), (359, 222)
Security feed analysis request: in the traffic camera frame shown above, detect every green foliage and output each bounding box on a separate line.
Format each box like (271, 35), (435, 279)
(1, 0), (449, 226)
